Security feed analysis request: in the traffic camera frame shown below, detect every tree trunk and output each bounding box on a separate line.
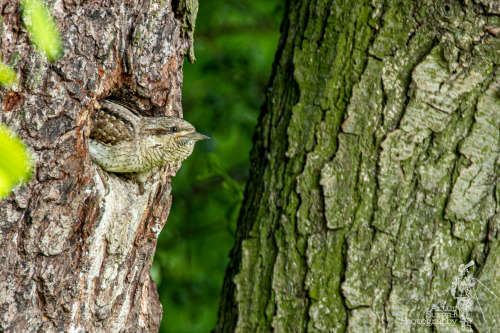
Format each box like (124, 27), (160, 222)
(0, 0), (197, 331)
(216, 0), (500, 332)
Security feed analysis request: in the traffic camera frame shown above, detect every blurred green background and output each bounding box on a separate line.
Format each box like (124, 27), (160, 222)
(151, 1), (284, 332)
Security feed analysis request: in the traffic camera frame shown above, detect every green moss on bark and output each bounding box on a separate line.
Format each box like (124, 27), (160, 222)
(216, 0), (500, 332)
(172, 0), (198, 63)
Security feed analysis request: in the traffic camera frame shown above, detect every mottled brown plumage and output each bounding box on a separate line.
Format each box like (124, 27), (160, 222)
(88, 100), (209, 173)
(90, 109), (134, 146)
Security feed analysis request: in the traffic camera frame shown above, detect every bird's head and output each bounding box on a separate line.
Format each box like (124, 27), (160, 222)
(142, 117), (210, 147)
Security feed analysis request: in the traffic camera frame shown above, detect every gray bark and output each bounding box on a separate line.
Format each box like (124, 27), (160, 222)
(0, 0), (196, 331)
(217, 0), (500, 332)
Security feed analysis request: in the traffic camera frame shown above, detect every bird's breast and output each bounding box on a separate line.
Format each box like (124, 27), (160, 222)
(89, 139), (145, 173)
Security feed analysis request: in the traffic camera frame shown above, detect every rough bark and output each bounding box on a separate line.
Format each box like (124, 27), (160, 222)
(0, 0), (196, 331)
(217, 0), (500, 332)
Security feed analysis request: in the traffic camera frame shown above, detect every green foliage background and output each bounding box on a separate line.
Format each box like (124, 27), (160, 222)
(151, 1), (284, 332)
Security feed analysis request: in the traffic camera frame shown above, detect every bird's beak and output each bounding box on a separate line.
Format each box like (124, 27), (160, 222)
(185, 131), (211, 141)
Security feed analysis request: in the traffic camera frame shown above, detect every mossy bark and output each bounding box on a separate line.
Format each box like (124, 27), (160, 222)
(216, 0), (500, 332)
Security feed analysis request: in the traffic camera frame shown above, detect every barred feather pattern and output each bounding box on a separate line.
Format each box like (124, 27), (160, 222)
(88, 100), (207, 173)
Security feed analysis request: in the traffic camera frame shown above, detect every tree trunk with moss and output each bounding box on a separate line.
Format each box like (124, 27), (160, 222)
(216, 0), (500, 331)
(0, 0), (197, 331)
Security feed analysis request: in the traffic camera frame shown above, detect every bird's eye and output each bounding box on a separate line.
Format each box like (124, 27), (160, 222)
(171, 127), (178, 132)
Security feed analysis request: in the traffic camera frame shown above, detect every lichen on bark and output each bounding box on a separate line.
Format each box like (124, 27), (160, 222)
(0, 0), (192, 331)
(171, 0), (199, 63)
(217, 0), (500, 332)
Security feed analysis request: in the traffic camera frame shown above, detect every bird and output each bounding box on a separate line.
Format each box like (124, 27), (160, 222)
(88, 99), (210, 174)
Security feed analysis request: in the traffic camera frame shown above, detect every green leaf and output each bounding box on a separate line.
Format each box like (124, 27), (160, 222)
(20, 0), (63, 62)
(0, 62), (17, 88)
(0, 125), (33, 198)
